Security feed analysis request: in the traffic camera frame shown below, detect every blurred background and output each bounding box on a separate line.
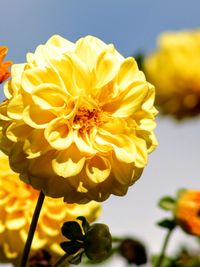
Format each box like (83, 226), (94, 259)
(0, 0), (200, 266)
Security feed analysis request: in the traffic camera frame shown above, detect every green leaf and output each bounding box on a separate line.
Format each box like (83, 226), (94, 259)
(157, 218), (176, 230)
(77, 216), (90, 233)
(61, 221), (84, 241)
(158, 196), (176, 211)
(69, 252), (83, 265)
(60, 241), (82, 255)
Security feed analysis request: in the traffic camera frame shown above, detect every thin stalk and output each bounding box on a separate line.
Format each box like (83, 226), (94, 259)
(19, 191), (45, 267)
(53, 253), (70, 267)
(155, 229), (174, 267)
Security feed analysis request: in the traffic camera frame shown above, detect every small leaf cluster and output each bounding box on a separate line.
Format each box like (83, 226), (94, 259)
(157, 189), (186, 230)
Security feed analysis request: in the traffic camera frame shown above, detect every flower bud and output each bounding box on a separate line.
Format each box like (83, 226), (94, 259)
(119, 238), (147, 265)
(84, 223), (112, 261)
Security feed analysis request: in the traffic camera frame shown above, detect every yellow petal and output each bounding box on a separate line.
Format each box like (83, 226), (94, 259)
(111, 153), (135, 185)
(117, 57), (140, 89)
(95, 129), (137, 163)
(44, 117), (73, 150)
(75, 35), (106, 71)
(23, 129), (50, 158)
(111, 82), (149, 117)
(7, 94), (24, 120)
(6, 121), (32, 142)
(31, 84), (68, 110)
(133, 135), (148, 168)
(94, 46), (119, 88)
(74, 130), (97, 155)
(47, 34), (75, 51)
(23, 105), (56, 129)
(86, 156), (111, 183)
(6, 213), (26, 230)
(22, 66), (64, 93)
(52, 144), (85, 177)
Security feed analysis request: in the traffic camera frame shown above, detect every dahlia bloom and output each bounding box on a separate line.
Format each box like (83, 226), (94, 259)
(0, 152), (101, 263)
(144, 30), (200, 119)
(0, 46), (12, 84)
(175, 190), (200, 237)
(0, 35), (157, 203)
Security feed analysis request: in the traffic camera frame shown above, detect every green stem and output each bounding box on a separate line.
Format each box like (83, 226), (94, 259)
(155, 229), (174, 267)
(112, 236), (124, 243)
(19, 191), (45, 267)
(53, 253), (70, 267)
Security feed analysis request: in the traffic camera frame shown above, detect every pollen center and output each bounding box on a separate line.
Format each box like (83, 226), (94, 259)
(73, 107), (104, 133)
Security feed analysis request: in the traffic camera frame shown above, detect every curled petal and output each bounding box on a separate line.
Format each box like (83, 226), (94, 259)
(52, 144), (85, 178)
(31, 84), (68, 110)
(6, 121), (32, 142)
(23, 129), (50, 158)
(95, 129), (136, 163)
(74, 130), (97, 155)
(110, 82), (149, 118)
(23, 105), (56, 129)
(44, 117), (73, 150)
(22, 67), (64, 93)
(94, 46), (119, 88)
(86, 156), (111, 183)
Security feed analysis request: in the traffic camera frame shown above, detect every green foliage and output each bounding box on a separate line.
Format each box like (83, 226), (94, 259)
(157, 218), (176, 230)
(158, 196), (176, 211)
(152, 255), (175, 267)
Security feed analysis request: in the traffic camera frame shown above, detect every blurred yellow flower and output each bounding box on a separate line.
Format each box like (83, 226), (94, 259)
(0, 46), (12, 84)
(175, 190), (200, 237)
(0, 152), (101, 263)
(144, 30), (200, 119)
(0, 35), (157, 203)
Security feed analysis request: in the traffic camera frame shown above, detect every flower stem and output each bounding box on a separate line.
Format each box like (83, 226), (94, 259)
(155, 229), (174, 267)
(19, 191), (45, 267)
(53, 253), (70, 267)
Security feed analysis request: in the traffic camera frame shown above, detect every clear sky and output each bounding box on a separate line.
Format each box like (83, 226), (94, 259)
(1, 1), (200, 266)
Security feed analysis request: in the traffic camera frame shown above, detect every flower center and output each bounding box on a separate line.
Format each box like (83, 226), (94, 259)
(73, 107), (104, 133)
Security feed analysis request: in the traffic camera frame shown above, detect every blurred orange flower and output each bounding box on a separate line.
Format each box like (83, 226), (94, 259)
(176, 190), (200, 236)
(0, 46), (12, 84)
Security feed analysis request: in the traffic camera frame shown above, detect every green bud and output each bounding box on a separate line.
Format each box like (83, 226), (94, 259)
(84, 223), (112, 262)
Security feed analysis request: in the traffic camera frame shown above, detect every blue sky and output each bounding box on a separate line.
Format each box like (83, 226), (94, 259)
(1, 1), (200, 266)
(1, 0), (200, 64)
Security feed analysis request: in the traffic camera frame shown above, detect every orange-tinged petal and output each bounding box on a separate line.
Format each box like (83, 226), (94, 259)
(0, 46), (12, 84)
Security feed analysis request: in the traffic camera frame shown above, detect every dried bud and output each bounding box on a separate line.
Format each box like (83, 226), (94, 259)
(28, 249), (52, 267)
(119, 238), (147, 265)
(84, 223), (112, 262)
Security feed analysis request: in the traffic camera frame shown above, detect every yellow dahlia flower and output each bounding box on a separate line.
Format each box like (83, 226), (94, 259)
(144, 30), (200, 119)
(0, 151), (101, 263)
(0, 35), (157, 203)
(176, 190), (200, 237)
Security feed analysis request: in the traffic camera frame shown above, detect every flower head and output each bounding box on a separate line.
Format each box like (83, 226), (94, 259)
(0, 152), (101, 263)
(175, 190), (200, 236)
(144, 30), (200, 119)
(0, 35), (157, 203)
(0, 46), (12, 84)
